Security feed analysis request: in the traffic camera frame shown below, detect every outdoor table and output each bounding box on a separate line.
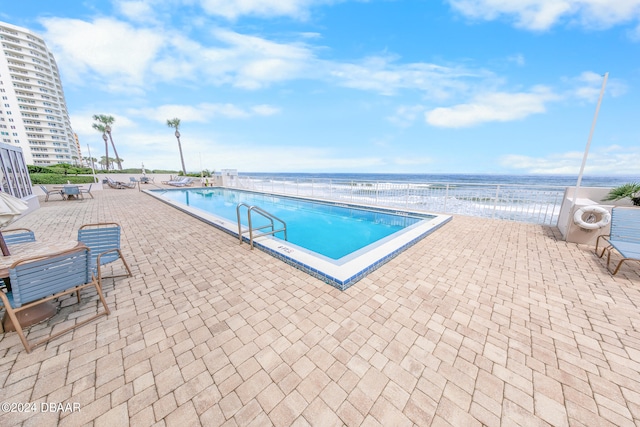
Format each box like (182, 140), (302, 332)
(1, 240), (83, 332)
(53, 185), (81, 199)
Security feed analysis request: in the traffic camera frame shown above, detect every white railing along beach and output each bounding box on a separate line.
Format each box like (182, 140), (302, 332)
(234, 176), (566, 226)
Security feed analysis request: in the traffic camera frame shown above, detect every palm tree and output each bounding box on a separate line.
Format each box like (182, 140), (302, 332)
(166, 118), (186, 175)
(99, 156), (108, 170)
(86, 156), (97, 170)
(93, 114), (123, 170)
(92, 122), (109, 171)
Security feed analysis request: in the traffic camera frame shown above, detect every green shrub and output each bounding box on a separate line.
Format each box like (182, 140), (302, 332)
(30, 173), (97, 185)
(27, 164), (93, 175)
(604, 183), (640, 206)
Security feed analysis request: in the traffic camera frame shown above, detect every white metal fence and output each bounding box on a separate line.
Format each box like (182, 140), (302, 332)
(234, 176), (566, 226)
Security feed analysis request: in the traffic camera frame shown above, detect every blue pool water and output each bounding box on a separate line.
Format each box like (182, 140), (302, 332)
(155, 188), (429, 259)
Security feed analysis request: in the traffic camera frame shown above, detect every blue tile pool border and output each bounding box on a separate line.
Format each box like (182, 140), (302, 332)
(145, 187), (452, 291)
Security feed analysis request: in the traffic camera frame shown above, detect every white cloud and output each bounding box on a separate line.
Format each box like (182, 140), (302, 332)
(507, 54), (525, 66)
(128, 103), (280, 123)
(40, 16), (496, 99)
(393, 157), (434, 166)
(447, 0), (640, 31)
(211, 29), (316, 89)
(500, 146), (640, 175)
(197, 0), (340, 20)
(188, 140), (386, 172)
(115, 0), (158, 23)
(425, 86), (559, 127)
(40, 17), (318, 91)
(71, 113), (136, 137)
(40, 17), (165, 90)
(81, 127), (385, 172)
(564, 71), (627, 102)
(251, 105), (281, 116)
(328, 56), (485, 98)
(387, 105), (425, 127)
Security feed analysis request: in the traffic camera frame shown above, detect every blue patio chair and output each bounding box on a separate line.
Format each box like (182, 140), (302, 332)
(39, 185), (64, 202)
(80, 184), (94, 199)
(77, 222), (132, 287)
(2, 228), (36, 245)
(0, 228), (36, 289)
(0, 246), (110, 353)
(595, 207), (640, 275)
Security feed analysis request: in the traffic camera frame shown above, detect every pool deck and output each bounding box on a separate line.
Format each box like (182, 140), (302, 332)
(1, 184), (640, 426)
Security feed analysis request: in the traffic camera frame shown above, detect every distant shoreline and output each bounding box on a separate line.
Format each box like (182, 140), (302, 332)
(238, 172), (639, 188)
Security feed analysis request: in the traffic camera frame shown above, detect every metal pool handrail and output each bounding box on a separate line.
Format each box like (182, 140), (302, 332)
(236, 203), (288, 249)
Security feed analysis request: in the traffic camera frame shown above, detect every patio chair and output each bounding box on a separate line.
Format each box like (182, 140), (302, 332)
(161, 175), (180, 184)
(2, 228), (36, 245)
(595, 207), (640, 275)
(80, 184), (94, 199)
(0, 228), (36, 289)
(106, 177), (135, 189)
(167, 177), (194, 187)
(106, 178), (121, 189)
(39, 185), (64, 202)
(78, 222), (132, 287)
(0, 246), (110, 353)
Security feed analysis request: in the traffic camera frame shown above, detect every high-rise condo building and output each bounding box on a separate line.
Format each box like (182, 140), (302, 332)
(0, 21), (80, 166)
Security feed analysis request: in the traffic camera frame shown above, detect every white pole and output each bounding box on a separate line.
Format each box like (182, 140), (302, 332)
(566, 72), (608, 234)
(576, 72), (608, 190)
(87, 144), (97, 183)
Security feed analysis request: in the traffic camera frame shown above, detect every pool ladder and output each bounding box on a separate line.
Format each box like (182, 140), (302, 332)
(236, 203), (287, 249)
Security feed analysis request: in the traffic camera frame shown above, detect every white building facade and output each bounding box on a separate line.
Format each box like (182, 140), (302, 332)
(0, 21), (80, 166)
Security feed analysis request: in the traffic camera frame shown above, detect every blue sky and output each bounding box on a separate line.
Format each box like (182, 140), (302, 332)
(2, 0), (639, 175)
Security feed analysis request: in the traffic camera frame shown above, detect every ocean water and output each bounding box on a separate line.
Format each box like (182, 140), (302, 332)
(240, 172), (639, 188)
(236, 173), (640, 225)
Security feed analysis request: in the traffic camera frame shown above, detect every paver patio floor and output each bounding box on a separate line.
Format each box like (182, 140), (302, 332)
(1, 185), (639, 426)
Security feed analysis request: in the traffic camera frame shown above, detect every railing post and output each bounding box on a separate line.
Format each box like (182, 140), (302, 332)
(444, 184), (449, 212)
(492, 185), (500, 219)
(405, 183), (409, 208)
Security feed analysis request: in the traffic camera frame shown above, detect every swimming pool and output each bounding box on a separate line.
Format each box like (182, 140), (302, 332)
(147, 187), (451, 290)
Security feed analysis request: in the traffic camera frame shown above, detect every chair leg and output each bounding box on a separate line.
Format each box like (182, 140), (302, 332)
(94, 279), (110, 315)
(599, 246), (611, 259)
(611, 258), (640, 276)
(97, 253), (132, 288)
(118, 250), (133, 278)
(0, 294), (32, 353)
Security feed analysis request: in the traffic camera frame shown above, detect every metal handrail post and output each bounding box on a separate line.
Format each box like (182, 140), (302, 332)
(444, 184), (449, 212)
(492, 185), (500, 219)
